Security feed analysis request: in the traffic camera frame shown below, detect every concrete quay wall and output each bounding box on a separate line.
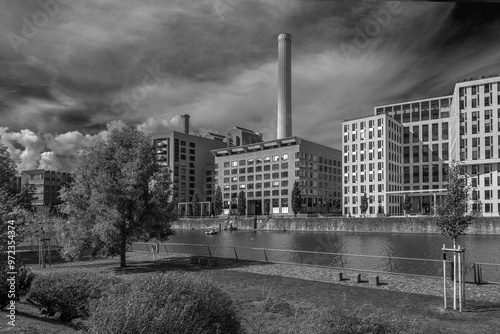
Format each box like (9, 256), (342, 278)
(172, 217), (500, 235)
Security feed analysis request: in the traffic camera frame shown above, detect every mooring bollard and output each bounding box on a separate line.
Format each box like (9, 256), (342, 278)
(333, 272), (343, 282)
(369, 275), (380, 286)
(350, 273), (361, 283)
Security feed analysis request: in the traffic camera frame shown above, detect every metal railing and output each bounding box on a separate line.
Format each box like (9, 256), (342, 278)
(130, 242), (500, 282)
(130, 242), (458, 278)
(473, 262), (500, 284)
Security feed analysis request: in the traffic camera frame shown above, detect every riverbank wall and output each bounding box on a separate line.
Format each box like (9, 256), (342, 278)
(171, 216), (500, 235)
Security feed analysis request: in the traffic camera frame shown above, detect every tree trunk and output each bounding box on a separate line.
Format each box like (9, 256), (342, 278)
(120, 234), (127, 268)
(120, 221), (127, 268)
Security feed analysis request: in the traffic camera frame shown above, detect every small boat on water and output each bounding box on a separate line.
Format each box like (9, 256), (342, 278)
(205, 229), (218, 235)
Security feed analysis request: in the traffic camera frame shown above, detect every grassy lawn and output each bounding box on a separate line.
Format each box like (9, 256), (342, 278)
(1, 252), (499, 333)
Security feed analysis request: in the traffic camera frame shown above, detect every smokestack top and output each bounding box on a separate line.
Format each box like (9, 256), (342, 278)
(181, 114), (190, 134)
(278, 33), (291, 41)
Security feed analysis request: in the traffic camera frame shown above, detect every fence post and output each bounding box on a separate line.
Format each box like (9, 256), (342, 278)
(207, 246), (212, 258)
(340, 254), (344, 269)
(443, 249), (447, 309)
(264, 249), (268, 263)
(388, 257), (393, 273)
(234, 247), (238, 260)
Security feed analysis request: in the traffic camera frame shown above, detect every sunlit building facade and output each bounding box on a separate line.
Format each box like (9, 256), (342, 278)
(212, 137), (342, 216)
(343, 74), (500, 216)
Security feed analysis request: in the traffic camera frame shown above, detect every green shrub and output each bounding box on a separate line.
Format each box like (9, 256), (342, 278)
(87, 272), (241, 334)
(0, 260), (35, 309)
(28, 270), (120, 321)
(313, 306), (416, 334)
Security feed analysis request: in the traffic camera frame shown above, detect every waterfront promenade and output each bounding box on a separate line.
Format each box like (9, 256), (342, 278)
(221, 260), (500, 305)
(137, 251), (500, 306)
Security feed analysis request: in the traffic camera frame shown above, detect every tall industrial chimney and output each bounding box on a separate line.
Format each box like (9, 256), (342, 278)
(182, 114), (190, 134)
(277, 33), (292, 139)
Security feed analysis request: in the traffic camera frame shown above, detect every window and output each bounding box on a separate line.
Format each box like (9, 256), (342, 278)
(403, 127), (410, 144)
(412, 126), (419, 143)
(432, 144), (439, 161)
(442, 122), (448, 140)
(422, 145), (429, 162)
(413, 146), (419, 163)
(432, 124), (438, 141)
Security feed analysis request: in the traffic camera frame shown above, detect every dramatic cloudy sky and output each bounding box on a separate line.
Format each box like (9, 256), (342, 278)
(1, 0), (500, 171)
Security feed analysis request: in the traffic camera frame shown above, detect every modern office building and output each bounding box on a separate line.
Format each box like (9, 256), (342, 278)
(342, 113), (404, 216)
(212, 136), (342, 215)
(151, 115), (227, 205)
(19, 169), (72, 206)
(342, 74), (500, 216)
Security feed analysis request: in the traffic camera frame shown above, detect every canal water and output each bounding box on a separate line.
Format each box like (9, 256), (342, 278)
(167, 229), (500, 280)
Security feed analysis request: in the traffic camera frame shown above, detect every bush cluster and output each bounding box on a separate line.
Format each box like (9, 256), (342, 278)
(28, 270), (120, 321)
(86, 272), (241, 334)
(0, 260), (35, 309)
(312, 306), (416, 334)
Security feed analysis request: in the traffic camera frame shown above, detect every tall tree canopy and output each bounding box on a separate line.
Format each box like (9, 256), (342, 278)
(0, 144), (35, 251)
(434, 161), (474, 247)
(0, 144), (17, 192)
(237, 190), (246, 216)
(291, 181), (302, 217)
(360, 192), (368, 216)
(214, 186), (223, 216)
(59, 124), (175, 267)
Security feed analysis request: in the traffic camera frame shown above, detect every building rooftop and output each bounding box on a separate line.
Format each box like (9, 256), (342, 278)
(233, 126), (261, 135)
(212, 136), (340, 156)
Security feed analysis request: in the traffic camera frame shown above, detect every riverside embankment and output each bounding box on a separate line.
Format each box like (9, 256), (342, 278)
(171, 216), (500, 235)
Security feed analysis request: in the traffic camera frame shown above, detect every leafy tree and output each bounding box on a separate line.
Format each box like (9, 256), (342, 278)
(434, 160), (474, 247)
(403, 195), (412, 217)
(59, 124), (175, 267)
(0, 144), (31, 248)
(191, 193), (200, 217)
(360, 192), (368, 216)
(237, 190), (246, 216)
(291, 181), (302, 217)
(214, 186), (223, 216)
(0, 144), (17, 193)
(16, 181), (36, 211)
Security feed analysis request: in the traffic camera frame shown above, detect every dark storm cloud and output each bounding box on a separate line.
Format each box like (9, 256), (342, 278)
(1, 0), (500, 170)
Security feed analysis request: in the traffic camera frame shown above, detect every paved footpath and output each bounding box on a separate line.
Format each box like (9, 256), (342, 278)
(223, 262), (500, 304)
